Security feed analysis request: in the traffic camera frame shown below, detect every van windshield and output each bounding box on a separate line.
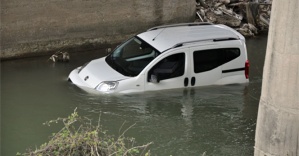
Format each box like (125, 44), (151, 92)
(106, 37), (160, 77)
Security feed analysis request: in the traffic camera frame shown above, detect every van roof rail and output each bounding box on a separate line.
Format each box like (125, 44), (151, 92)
(147, 22), (213, 31)
(162, 37), (239, 52)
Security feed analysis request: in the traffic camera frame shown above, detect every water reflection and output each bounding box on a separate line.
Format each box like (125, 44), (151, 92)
(72, 84), (255, 155)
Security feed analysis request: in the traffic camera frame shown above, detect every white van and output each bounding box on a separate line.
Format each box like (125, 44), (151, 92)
(68, 23), (249, 93)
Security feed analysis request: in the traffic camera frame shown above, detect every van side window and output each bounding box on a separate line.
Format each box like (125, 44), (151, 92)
(148, 53), (185, 82)
(193, 48), (240, 73)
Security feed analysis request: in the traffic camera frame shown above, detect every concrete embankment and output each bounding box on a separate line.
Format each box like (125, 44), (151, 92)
(1, 0), (196, 60)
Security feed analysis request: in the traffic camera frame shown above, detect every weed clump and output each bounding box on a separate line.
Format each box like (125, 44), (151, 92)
(17, 109), (152, 156)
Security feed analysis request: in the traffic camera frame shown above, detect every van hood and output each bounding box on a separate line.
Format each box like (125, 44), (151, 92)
(78, 57), (129, 88)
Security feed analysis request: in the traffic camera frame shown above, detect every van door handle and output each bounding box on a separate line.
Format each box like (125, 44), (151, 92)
(184, 77), (189, 87)
(191, 77), (196, 86)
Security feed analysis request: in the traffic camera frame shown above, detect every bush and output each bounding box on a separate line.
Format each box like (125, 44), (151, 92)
(17, 108), (152, 156)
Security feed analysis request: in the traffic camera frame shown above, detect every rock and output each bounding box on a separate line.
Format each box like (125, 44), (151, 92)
(105, 48), (112, 54)
(236, 23), (258, 37)
(49, 51), (70, 62)
(220, 0), (230, 5)
(194, 0), (271, 37)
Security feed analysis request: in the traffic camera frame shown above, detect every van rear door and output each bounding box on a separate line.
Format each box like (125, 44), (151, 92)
(189, 42), (245, 87)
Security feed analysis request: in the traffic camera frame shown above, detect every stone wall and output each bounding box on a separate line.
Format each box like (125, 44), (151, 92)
(0, 0), (196, 59)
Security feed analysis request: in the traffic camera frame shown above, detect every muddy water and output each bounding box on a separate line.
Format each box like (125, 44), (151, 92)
(1, 35), (267, 156)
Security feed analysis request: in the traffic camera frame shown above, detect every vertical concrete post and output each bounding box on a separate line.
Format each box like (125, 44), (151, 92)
(254, 0), (299, 155)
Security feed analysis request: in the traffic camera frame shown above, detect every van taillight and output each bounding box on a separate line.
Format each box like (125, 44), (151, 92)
(245, 60), (249, 79)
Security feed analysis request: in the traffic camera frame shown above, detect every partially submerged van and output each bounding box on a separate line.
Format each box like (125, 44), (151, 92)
(68, 23), (249, 93)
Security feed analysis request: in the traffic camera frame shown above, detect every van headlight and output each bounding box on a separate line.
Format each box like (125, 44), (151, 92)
(95, 81), (119, 92)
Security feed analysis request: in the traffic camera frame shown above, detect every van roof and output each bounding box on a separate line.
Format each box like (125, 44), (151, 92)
(137, 23), (244, 52)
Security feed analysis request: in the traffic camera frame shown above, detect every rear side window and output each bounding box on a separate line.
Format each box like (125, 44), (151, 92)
(193, 48), (240, 73)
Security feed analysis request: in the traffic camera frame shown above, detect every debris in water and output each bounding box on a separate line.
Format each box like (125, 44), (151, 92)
(48, 51), (70, 62)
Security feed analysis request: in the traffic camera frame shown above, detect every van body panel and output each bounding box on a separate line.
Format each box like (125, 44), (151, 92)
(215, 74), (249, 85)
(117, 74), (145, 93)
(77, 57), (129, 88)
(138, 24), (241, 52)
(68, 23), (249, 93)
(188, 40), (247, 87)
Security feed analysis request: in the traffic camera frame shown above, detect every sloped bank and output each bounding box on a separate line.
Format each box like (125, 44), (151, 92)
(1, 0), (196, 60)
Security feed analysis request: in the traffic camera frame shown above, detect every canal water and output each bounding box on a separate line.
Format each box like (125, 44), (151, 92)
(1, 35), (267, 156)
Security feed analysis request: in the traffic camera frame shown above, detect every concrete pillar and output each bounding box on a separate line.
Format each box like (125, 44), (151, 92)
(254, 0), (299, 155)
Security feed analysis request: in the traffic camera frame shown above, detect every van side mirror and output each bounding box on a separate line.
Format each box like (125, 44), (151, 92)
(150, 74), (160, 83)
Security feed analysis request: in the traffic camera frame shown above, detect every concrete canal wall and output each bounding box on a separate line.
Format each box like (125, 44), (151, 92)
(0, 0), (196, 60)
